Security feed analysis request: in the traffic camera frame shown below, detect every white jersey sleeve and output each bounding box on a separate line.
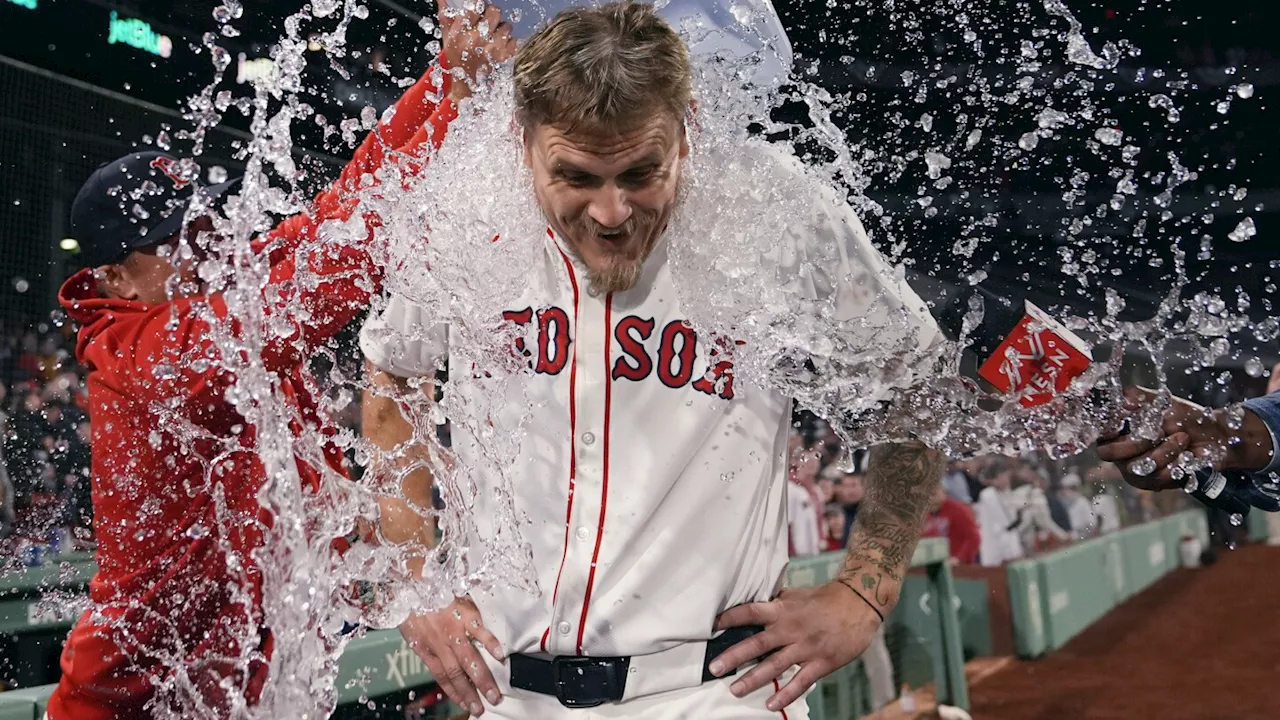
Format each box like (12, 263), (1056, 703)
(777, 158), (945, 402)
(358, 294), (449, 378)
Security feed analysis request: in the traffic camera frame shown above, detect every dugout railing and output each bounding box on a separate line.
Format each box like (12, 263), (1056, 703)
(1006, 508), (1215, 657)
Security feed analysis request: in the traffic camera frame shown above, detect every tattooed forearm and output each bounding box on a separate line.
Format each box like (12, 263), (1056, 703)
(838, 440), (944, 611)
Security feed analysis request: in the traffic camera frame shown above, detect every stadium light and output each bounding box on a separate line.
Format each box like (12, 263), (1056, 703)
(60, 238), (80, 252)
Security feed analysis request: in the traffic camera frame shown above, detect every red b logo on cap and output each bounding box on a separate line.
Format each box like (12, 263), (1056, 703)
(149, 156), (191, 190)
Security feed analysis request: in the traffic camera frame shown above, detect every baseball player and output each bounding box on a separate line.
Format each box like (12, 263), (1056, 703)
(46, 8), (512, 718)
(362, 3), (948, 718)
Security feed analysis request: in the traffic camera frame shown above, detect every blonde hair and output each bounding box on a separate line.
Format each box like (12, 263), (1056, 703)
(513, 1), (692, 135)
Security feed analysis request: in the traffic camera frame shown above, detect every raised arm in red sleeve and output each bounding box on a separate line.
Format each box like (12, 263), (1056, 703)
(122, 69), (459, 415)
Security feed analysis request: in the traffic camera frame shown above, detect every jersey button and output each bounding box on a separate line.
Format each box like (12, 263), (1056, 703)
(558, 622), (572, 635)
(581, 431), (596, 446)
(576, 527), (589, 540)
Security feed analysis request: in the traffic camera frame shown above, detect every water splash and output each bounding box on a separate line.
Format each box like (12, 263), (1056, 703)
(52, 0), (1269, 716)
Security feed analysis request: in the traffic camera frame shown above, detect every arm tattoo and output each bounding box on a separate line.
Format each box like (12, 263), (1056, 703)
(839, 440), (944, 611)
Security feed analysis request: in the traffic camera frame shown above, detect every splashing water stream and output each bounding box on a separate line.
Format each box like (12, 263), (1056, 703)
(59, 0), (1269, 715)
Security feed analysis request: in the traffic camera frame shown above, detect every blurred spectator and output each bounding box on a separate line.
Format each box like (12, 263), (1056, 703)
(0, 325), (94, 550)
(831, 466), (866, 547)
(1059, 473), (1095, 540)
(941, 459), (974, 504)
(1012, 463), (1071, 553)
(823, 503), (846, 552)
(787, 444), (831, 556)
(1085, 465), (1124, 534)
(974, 459), (1025, 566)
(921, 485), (981, 564)
(1041, 472), (1074, 534)
(7, 392), (50, 500)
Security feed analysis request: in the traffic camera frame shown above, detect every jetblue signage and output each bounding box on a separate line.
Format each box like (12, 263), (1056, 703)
(107, 10), (173, 58)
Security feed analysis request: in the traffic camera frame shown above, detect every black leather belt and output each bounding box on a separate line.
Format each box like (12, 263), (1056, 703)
(508, 625), (764, 708)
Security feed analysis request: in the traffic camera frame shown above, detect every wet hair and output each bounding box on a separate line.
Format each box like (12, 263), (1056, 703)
(514, 1), (692, 135)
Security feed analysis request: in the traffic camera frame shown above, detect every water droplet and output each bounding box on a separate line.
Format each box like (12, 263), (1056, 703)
(212, 46), (231, 72)
(1093, 127), (1122, 146)
(1129, 457), (1157, 477)
(1245, 357), (1265, 378)
(1228, 217), (1256, 242)
(1236, 83), (1254, 99)
(1017, 131), (1040, 151)
(12, 278), (28, 293)
(213, 5), (232, 22)
(1229, 513), (1243, 527)
(1147, 94), (1180, 123)
(1036, 108), (1071, 130)
(923, 151), (951, 179)
(208, 165), (228, 184)
(156, 130), (171, 150)
(312, 0), (339, 17)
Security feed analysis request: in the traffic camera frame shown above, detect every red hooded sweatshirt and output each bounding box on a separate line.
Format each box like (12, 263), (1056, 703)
(48, 66), (457, 720)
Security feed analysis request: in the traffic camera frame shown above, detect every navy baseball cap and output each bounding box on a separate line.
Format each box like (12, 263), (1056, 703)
(70, 151), (240, 267)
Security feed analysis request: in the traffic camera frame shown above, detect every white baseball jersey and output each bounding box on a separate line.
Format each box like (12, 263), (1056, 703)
(361, 143), (940, 697)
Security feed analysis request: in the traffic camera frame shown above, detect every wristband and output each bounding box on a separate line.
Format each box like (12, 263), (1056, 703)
(836, 577), (885, 624)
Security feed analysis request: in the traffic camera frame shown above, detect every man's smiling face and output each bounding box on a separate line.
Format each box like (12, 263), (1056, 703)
(524, 112), (688, 295)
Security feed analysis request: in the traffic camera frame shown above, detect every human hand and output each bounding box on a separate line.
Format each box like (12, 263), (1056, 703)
(400, 595), (505, 716)
(707, 581), (884, 712)
(1096, 386), (1268, 490)
(438, 0), (516, 102)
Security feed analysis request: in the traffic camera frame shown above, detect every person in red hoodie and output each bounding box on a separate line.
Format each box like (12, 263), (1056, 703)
(47, 7), (513, 718)
(920, 484), (981, 564)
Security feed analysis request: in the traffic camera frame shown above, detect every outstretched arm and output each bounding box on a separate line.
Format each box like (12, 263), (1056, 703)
(1096, 387), (1278, 490)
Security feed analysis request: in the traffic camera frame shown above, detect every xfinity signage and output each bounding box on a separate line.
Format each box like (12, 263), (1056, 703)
(107, 10), (173, 58)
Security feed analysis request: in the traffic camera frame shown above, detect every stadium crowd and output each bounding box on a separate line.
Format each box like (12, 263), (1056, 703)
(0, 320), (94, 554)
(785, 410), (1179, 567)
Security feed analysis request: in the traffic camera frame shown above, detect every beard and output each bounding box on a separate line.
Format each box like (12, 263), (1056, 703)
(566, 208), (664, 295)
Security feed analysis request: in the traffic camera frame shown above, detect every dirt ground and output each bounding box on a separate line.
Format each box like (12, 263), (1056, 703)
(968, 543), (1280, 720)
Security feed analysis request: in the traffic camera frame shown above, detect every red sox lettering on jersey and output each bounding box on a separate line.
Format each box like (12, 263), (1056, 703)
(500, 305), (737, 400)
